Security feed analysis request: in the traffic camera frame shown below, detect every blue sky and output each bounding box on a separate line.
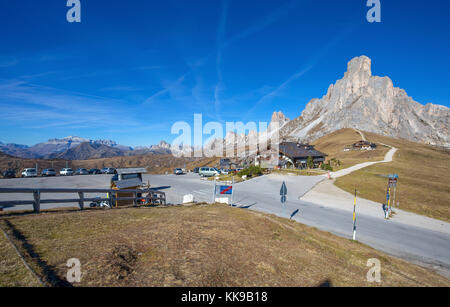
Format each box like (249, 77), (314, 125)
(0, 0), (449, 147)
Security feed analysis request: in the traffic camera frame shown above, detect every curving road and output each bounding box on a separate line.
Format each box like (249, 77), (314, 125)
(1, 171), (449, 279)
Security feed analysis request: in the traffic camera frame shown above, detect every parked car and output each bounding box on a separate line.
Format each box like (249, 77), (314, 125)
(41, 168), (56, 177)
(193, 167), (199, 174)
(89, 168), (102, 175)
(101, 167), (116, 174)
(220, 169), (229, 175)
(60, 168), (74, 176)
(2, 169), (16, 179)
(21, 168), (37, 178)
(174, 168), (183, 175)
(75, 168), (89, 175)
(199, 167), (220, 177)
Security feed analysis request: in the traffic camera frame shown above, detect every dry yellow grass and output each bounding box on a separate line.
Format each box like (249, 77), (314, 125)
(0, 205), (448, 287)
(335, 131), (450, 222)
(312, 128), (390, 169)
(0, 229), (42, 287)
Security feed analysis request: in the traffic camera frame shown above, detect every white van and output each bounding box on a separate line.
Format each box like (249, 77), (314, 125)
(199, 167), (219, 177)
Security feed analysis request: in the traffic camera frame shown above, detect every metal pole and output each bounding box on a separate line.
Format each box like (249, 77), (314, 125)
(392, 185), (396, 210)
(352, 188), (357, 241)
(213, 178), (216, 204)
(230, 176), (234, 206)
(388, 187), (391, 217)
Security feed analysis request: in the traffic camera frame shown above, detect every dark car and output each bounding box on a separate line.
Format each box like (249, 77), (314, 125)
(75, 168), (89, 175)
(41, 168), (56, 177)
(101, 167), (116, 174)
(89, 168), (101, 175)
(2, 169), (16, 179)
(193, 167), (199, 174)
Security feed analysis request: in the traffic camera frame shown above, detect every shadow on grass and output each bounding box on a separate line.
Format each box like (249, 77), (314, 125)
(317, 279), (333, 287)
(237, 202), (257, 209)
(290, 209), (300, 220)
(3, 219), (72, 287)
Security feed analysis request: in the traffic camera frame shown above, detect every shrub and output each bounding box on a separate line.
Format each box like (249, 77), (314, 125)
(307, 156), (314, 169)
(321, 162), (333, 171)
(238, 166), (263, 178)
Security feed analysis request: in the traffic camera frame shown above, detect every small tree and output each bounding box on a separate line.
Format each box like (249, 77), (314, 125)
(307, 156), (314, 169)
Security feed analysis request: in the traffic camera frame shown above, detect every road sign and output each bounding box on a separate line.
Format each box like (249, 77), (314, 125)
(280, 181), (287, 204)
(219, 185), (233, 195)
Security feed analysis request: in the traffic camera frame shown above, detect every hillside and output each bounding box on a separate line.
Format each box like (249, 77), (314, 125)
(334, 132), (450, 222)
(73, 154), (220, 174)
(1, 204), (448, 287)
(47, 142), (127, 160)
(311, 128), (390, 168)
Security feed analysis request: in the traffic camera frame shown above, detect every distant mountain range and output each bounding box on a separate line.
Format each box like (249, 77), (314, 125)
(2, 56), (449, 161)
(0, 137), (172, 160)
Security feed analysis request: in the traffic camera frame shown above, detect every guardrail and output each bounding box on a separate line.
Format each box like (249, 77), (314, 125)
(0, 188), (166, 213)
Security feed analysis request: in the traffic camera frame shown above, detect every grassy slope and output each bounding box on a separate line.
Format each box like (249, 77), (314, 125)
(335, 131), (450, 222)
(0, 231), (41, 287)
(0, 205), (448, 287)
(312, 128), (390, 169)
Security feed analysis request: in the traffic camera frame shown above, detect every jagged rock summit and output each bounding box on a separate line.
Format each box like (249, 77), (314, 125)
(277, 56), (450, 147)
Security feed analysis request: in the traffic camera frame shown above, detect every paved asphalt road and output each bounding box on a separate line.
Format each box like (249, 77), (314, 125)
(1, 173), (449, 278)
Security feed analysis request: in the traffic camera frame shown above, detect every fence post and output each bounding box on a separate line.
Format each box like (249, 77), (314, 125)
(78, 192), (84, 210)
(33, 190), (40, 213)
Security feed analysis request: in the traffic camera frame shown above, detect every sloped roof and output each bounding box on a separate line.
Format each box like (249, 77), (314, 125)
(113, 178), (143, 189)
(116, 168), (146, 175)
(279, 142), (327, 159)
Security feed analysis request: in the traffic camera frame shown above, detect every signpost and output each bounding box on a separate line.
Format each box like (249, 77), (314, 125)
(213, 176), (235, 206)
(280, 181), (287, 205)
(386, 174), (399, 218)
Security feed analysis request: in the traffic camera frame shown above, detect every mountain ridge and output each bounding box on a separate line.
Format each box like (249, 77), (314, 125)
(273, 56), (449, 147)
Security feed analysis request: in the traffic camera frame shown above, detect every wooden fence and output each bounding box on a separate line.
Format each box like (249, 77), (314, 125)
(0, 188), (166, 213)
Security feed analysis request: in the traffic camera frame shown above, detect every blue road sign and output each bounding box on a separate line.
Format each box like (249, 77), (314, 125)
(219, 185), (233, 195)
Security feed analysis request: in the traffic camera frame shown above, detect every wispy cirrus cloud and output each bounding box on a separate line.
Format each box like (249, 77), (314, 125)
(0, 80), (144, 130)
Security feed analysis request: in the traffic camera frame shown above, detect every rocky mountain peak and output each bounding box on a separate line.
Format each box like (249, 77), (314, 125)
(345, 55), (372, 77)
(278, 56), (450, 147)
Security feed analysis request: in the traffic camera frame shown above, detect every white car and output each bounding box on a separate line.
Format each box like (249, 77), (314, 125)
(199, 167), (220, 177)
(60, 168), (74, 176)
(174, 168), (184, 175)
(21, 168), (37, 178)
